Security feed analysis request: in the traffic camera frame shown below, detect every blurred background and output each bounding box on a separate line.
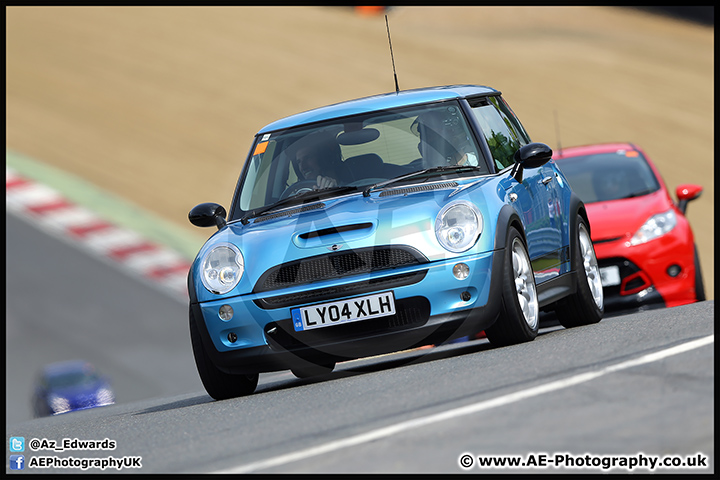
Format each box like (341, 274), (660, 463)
(6, 6), (713, 420)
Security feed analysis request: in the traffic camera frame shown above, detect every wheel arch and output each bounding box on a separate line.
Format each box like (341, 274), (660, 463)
(566, 192), (589, 270)
(494, 204), (527, 251)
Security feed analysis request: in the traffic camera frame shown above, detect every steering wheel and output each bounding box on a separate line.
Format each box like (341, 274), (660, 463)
(280, 180), (318, 199)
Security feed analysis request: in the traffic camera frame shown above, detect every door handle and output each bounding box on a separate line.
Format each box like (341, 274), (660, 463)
(540, 176), (553, 185)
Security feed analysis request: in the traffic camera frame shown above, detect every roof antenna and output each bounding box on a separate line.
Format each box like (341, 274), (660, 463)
(553, 109), (563, 157)
(385, 14), (400, 94)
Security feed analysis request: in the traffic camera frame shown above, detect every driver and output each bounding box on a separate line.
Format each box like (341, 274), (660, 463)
(412, 106), (479, 168)
(291, 131), (349, 189)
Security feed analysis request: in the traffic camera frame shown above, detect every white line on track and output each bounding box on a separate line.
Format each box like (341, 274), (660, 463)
(217, 334), (714, 474)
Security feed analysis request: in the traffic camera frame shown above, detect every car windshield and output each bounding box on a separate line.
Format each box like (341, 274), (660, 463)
(233, 101), (488, 218)
(554, 150), (660, 203)
(46, 370), (100, 389)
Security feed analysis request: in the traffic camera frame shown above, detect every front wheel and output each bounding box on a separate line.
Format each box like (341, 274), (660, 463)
(555, 215), (604, 328)
(189, 307), (258, 400)
(485, 227), (539, 347)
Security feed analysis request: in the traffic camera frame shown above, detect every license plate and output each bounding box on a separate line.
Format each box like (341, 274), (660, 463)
(599, 266), (621, 287)
(292, 291), (396, 332)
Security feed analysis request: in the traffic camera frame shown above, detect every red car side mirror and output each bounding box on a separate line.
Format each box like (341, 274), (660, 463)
(675, 184), (703, 214)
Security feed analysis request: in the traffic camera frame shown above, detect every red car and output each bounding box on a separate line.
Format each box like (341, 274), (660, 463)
(552, 143), (704, 312)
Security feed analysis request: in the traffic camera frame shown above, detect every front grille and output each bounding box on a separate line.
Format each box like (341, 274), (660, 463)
(73, 394), (97, 408)
(264, 296), (431, 351)
(598, 257), (653, 296)
(255, 271), (427, 309)
(254, 246), (427, 293)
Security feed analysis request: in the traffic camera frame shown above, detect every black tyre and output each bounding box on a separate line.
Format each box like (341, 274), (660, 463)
(555, 215), (604, 328)
(694, 245), (705, 302)
(189, 307), (258, 400)
(485, 226), (539, 347)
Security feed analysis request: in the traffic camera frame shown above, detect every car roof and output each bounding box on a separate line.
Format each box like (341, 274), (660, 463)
(258, 84), (499, 134)
(553, 142), (638, 159)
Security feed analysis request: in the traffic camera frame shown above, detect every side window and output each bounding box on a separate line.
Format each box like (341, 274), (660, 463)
(469, 96), (530, 171)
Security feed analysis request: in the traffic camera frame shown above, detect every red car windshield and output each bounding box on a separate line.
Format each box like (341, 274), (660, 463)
(554, 150), (660, 204)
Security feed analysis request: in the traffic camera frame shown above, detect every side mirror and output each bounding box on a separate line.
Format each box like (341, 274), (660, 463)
(189, 203), (227, 230)
(512, 142), (553, 182)
(675, 184), (702, 215)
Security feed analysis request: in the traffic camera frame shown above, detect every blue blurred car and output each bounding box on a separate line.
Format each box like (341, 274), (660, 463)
(188, 85), (604, 399)
(32, 360), (115, 417)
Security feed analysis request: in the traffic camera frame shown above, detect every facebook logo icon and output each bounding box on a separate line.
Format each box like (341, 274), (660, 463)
(10, 436), (25, 452)
(10, 455), (25, 470)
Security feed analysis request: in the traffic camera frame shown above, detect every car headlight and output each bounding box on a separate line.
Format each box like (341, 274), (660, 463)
(200, 244), (244, 294)
(49, 395), (71, 414)
(435, 201), (483, 253)
(96, 388), (115, 406)
(630, 209), (677, 246)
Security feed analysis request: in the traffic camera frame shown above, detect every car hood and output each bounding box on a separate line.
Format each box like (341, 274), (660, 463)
(585, 190), (672, 242)
(50, 381), (109, 400)
(192, 178), (502, 302)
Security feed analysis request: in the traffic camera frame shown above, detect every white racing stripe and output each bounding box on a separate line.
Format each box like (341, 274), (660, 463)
(217, 334), (714, 473)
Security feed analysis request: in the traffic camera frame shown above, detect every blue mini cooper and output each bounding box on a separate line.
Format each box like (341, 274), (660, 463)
(188, 85), (604, 399)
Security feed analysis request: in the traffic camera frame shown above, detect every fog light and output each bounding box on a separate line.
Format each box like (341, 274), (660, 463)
(227, 332), (237, 343)
(219, 304), (234, 321)
(461, 291), (471, 302)
(666, 265), (681, 277)
(453, 263), (470, 280)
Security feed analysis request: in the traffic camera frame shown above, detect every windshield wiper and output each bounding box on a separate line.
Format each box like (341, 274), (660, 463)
(240, 186), (358, 224)
(363, 165), (481, 197)
(620, 188), (656, 200)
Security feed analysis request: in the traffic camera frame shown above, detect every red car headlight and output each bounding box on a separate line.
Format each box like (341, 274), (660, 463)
(629, 209), (677, 246)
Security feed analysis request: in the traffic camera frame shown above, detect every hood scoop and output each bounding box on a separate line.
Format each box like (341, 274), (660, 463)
(294, 222), (375, 248)
(299, 222), (374, 240)
(379, 181), (458, 197)
(253, 202), (325, 223)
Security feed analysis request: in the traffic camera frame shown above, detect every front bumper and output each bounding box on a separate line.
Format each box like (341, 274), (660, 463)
(594, 227), (696, 311)
(190, 248), (504, 374)
(596, 257), (666, 312)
